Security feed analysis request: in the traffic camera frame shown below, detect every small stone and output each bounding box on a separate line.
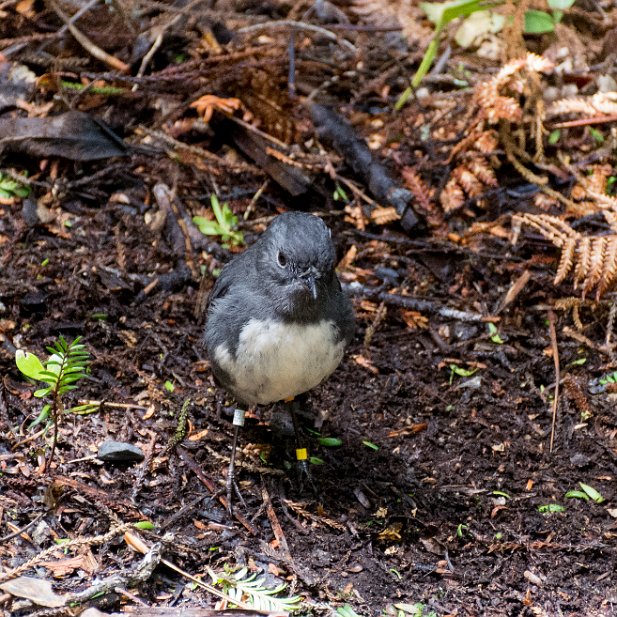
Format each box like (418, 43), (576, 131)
(97, 440), (144, 463)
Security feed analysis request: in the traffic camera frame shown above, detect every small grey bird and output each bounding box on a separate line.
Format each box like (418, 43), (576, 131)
(204, 211), (355, 511)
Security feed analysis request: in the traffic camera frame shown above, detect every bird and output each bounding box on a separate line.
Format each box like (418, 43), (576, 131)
(204, 211), (355, 512)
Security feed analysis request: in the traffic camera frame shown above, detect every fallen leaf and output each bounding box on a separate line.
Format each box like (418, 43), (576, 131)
(0, 577), (66, 608)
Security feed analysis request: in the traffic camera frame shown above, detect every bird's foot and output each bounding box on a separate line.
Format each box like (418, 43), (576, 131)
(295, 449), (319, 496)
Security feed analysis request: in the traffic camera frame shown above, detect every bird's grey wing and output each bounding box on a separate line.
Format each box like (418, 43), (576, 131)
(206, 248), (255, 309)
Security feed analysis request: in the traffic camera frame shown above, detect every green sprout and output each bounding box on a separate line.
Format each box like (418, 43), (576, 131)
(599, 371), (617, 385)
(456, 523), (468, 538)
(362, 439), (380, 451)
(449, 363), (478, 384)
(193, 194), (244, 248)
(537, 503), (566, 514)
(396, 0), (576, 107)
(337, 605), (362, 617)
(318, 436), (342, 447)
(0, 172), (30, 199)
(487, 322), (504, 344)
(566, 482), (605, 504)
(333, 183), (349, 203)
(16, 336), (90, 471)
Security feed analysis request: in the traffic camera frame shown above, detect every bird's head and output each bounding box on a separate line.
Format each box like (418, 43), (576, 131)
(257, 212), (337, 319)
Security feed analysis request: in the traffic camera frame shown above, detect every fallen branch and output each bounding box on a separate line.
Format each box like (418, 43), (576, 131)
(310, 104), (419, 231)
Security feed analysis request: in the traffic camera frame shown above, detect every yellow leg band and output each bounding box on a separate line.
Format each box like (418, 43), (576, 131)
(296, 448), (308, 461)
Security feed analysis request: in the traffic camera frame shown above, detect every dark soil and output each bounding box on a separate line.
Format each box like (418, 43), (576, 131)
(1, 3), (617, 617)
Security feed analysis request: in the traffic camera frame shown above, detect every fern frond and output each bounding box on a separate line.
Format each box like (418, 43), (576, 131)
(440, 176), (465, 212)
(513, 213), (617, 299)
(555, 238), (576, 285)
(598, 236), (617, 298)
(573, 236), (592, 289)
(213, 566), (302, 613)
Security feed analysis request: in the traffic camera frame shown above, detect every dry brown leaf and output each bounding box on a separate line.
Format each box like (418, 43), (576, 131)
(400, 309), (429, 330)
(352, 354), (379, 374)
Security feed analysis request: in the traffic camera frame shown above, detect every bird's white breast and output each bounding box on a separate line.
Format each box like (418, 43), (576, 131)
(214, 319), (345, 405)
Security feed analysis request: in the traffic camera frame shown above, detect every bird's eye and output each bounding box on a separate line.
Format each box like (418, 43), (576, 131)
(277, 251), (287, 268)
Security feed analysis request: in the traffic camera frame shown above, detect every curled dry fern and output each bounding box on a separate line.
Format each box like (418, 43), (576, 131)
(210, 566), (302, 613)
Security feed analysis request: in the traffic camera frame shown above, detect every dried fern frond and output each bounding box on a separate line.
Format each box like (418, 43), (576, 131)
(513, 213), (617, 299)
(440, 157), (498, 213)
(440, 176), (466, 213)
(401, 166), (444, 230)
(467, 157), (498, 188)
(370, 206), (400, 225)
(474, 130), (500, 154)
(475, 53), (554, 124)
(548, 91), (617, 118)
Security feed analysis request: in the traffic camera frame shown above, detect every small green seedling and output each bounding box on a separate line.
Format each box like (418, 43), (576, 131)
(193, 194), (244, 247)
(548, 130), (561, 145)
(318, 436), (342, 447)
(337, 604), (362, 617)
(392, 603), (438, 617)
(16, 336), (90, 470)
(600, 371), (617, 385)
(567, 482), (605, 504)
(396, 0), (575, 107)
(164, 380), (175, 393)
(569, 356), (587, 367)
(524, 0), (576, 33)
(487, 322), (504, 344)
(333, 184), (349, 203)
(538, 503), (566, 514)
(589, 127), (605, 144)
(492, 490), (510, 499)
(362, 439), (379, 451)
(449, 363), (478, 384)
(456, 523), (468, 538)
(0, 172), (30, 199)
(133, 521), (155, 530)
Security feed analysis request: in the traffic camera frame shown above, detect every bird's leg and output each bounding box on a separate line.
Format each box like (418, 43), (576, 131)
(226, 407), (248, 515)
(286, 397), (318, 495)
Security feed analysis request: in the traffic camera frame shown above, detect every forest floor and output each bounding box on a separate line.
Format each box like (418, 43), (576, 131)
(1, 1), (617, 616)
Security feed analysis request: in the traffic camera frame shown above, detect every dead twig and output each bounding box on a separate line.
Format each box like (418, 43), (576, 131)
(237, 20), (357, 53)
(547, 309), (560, 453)
(47, 0), (130, 73)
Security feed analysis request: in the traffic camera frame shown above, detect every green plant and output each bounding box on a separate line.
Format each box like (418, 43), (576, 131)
(537, 503), (566, 513)
(599, 371), (617, 385)
(209, 565), (302, 612)
(524, 0), (576, 33)
(566, 482), (605, 504)
(389, 603), (438, 617)
(193, 194), (244, 247)
(396, 0), (498, 109)
(337, 604), (362, 617)
(318, 436), (342, 447)
(487, 322), (504, 344)
(448, 363), (478, 384)
(0, 172), (30, 199)
(16, 336), (90, 471)
(333, 183), (349, 203)
(395, 0), (576, 108)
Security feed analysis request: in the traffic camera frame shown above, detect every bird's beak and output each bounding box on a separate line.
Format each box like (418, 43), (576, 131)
(300, 269), (318, 300)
